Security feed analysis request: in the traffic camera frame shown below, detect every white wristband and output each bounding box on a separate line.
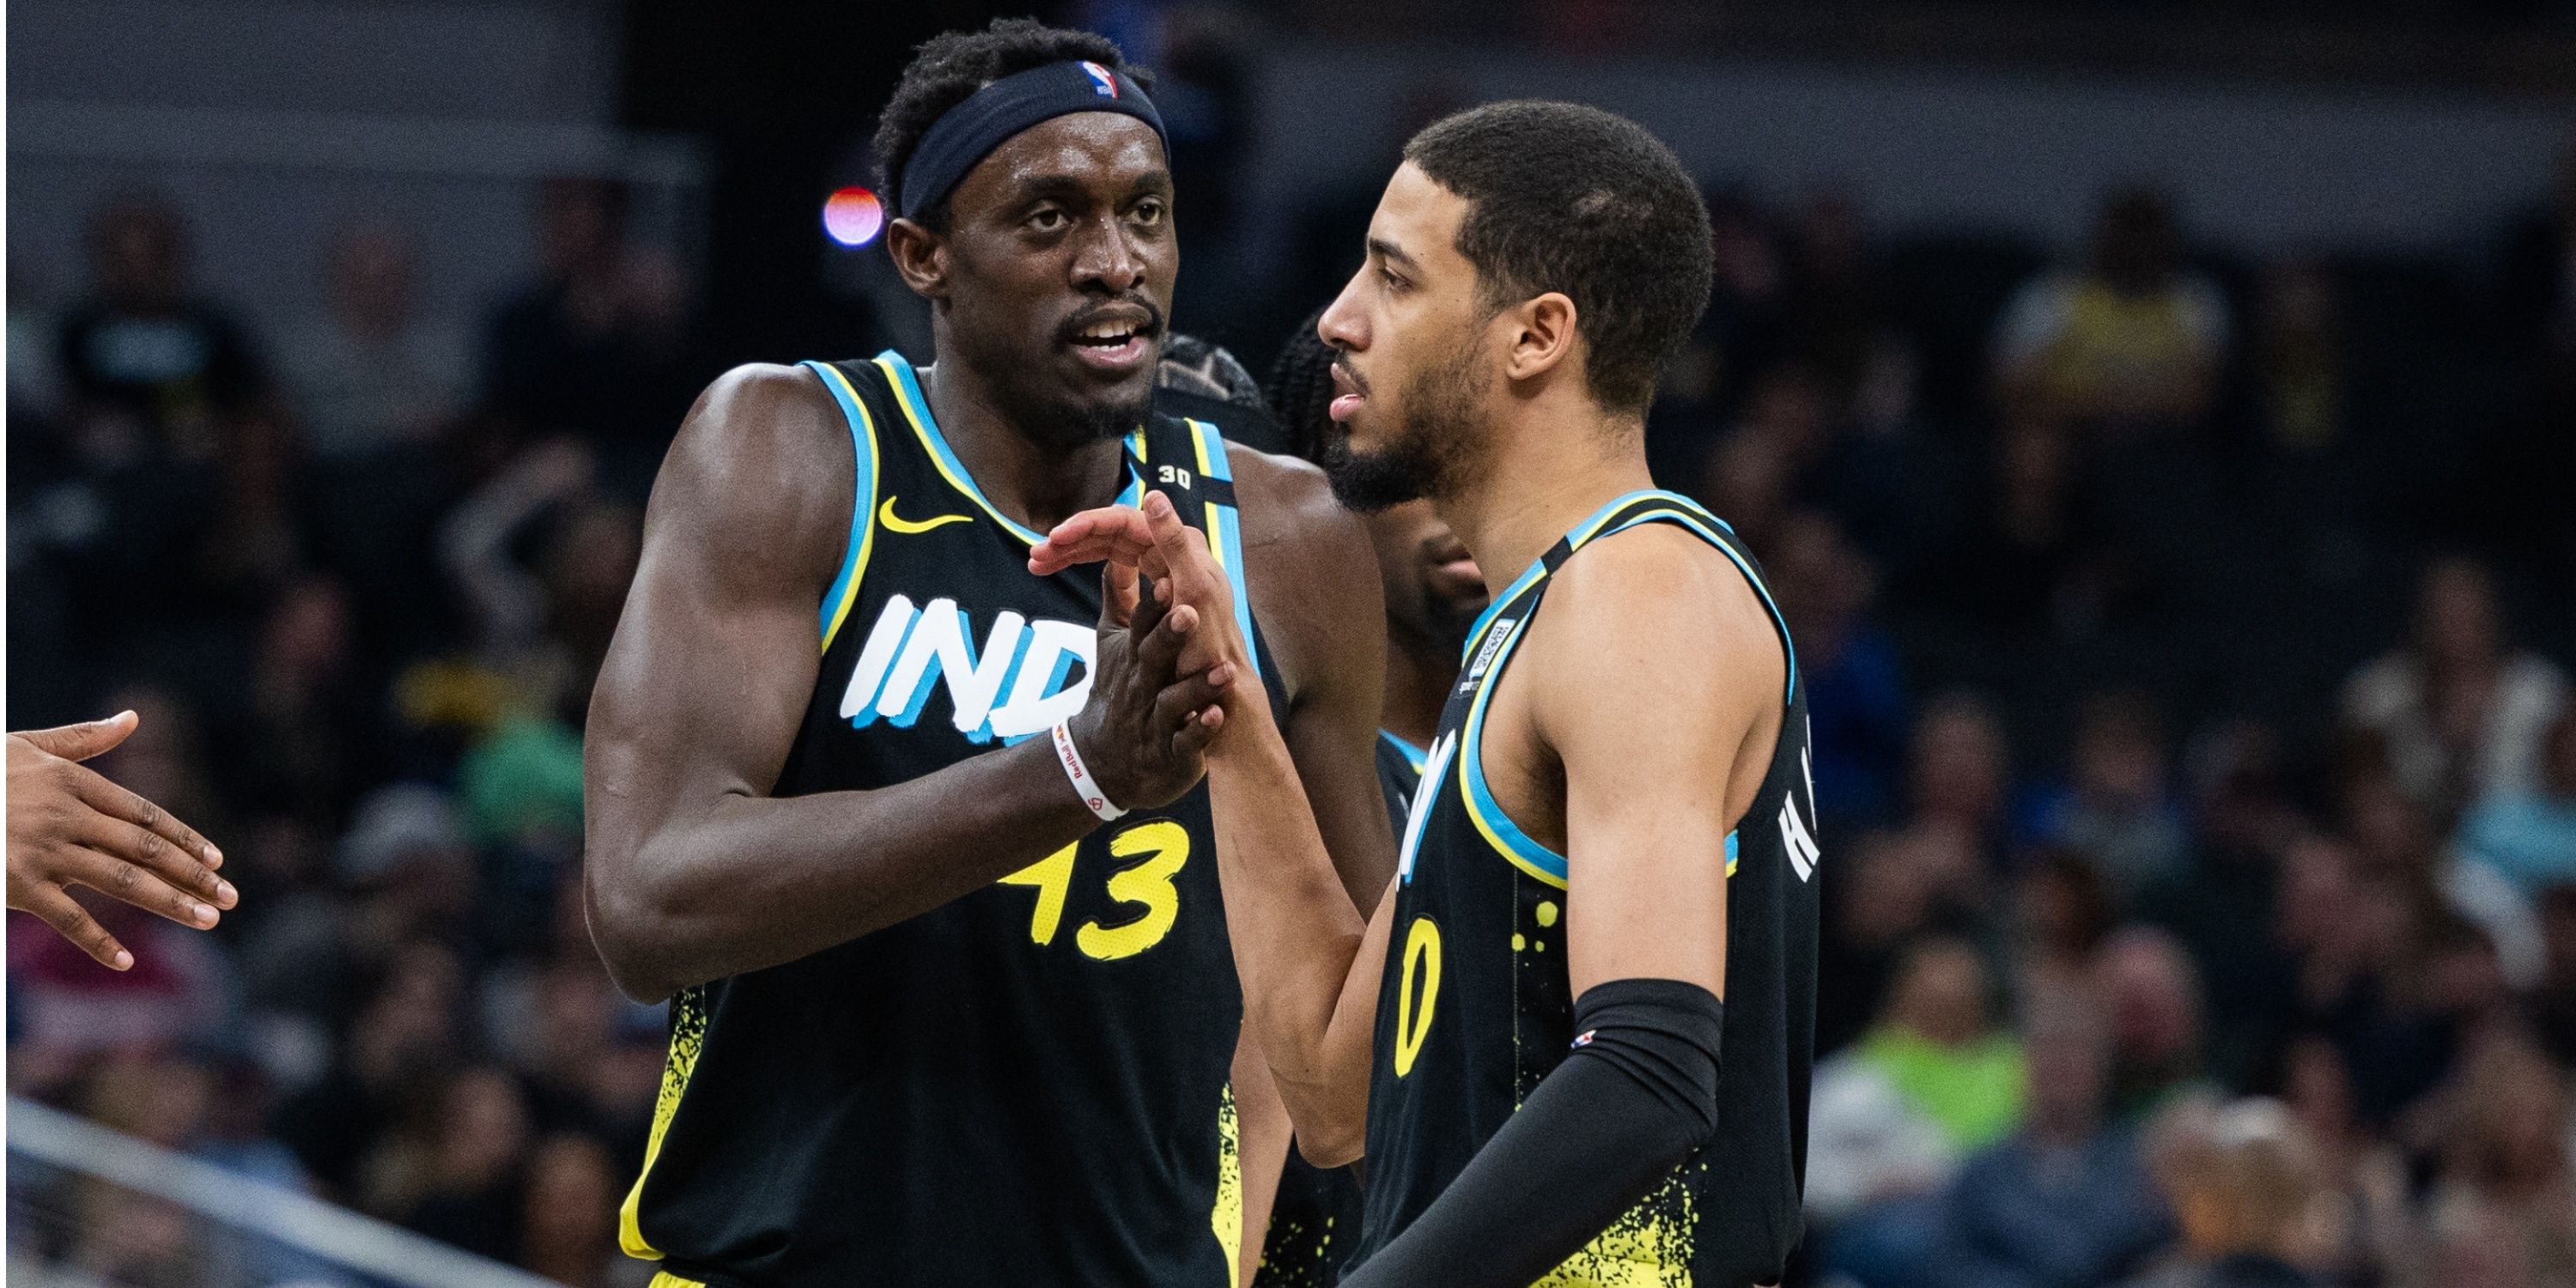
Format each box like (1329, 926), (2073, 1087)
(1051, 719), (1127, 822)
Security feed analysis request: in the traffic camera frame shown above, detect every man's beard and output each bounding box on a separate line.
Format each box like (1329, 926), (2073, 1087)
(1055, 391), (1154, 445)
(1320, 341), (1488, 513)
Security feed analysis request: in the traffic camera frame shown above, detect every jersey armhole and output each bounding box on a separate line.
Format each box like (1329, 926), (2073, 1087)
(799, 360), (881, 654)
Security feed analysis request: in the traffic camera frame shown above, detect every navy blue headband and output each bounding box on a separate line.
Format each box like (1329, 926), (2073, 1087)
(896, 60), (1167, 222)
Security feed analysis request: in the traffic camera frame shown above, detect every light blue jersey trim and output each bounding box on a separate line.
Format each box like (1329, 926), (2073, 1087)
(800, 360), (879, 651)
(1185, 419), (1263, 682)
(1454, 488), (1787, 887)
(1458, 615), (1568, 886)
(1379, 730), (1428, 774)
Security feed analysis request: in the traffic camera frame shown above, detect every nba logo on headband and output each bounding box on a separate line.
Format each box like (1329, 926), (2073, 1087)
(1081, 61), (1119, 98)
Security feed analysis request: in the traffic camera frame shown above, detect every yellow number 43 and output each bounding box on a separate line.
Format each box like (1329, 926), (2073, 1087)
(995, 820), (1189, 961)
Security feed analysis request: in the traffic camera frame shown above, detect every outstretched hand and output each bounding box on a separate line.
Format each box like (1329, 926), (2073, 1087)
(1030, 489), (1246, 678)
(6, 711), (234, 969)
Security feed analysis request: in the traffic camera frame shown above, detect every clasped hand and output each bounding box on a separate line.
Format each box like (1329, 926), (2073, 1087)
(1031, 490), (1260, 812)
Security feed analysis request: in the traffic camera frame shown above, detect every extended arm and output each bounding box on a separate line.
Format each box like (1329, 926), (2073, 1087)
(1339, 526), (1784, 1288)
(583, 367), (1221, 1002)
(1032, 485), (1399, 1165)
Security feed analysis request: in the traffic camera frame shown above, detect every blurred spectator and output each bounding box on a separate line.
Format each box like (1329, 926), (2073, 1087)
(2121, 1099), (2330, 1288)
(2530, 886), (2576, 1067)
(1992, 188), (2229, 437)
(2021, 692), (2190, 896)
(1820, 827), (1967, 1054)
(2341, 769), (2544, 991)
(2416, 1029), (2576, 1285)
(1782, 191), (1887, 400)
(2096, 928), (2213, 1125)
(2010, 852), (2117, 1012)
(276, 222), (471, 461)
(383, 1066), (532, 1260)
(2275, 1036), (2415, 1284)
(1905, 691), (2014, 859)
(2248, 260), (2346, 457)
(54, 194), (265, 467)
(479, 179), (702, 496)
(2135, 723), (2303, 1088)
(1808, 938), (2026, 1223)
(1771, 509), (1910, 825)
(2342, 556), (2569, 816)
(521, 1132), (623, 1286)
(1930, 999), (2172, 1288)
(2458, 709), (2576, 898)
(276, 936), (471, 1198)
(1931, 411), (2119, 635)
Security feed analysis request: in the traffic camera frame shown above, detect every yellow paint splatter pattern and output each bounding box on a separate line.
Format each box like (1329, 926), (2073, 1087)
(1213, 1081), (1244, 1286)
(1528, 1163), (1698, 1288)
(621, 985), (708, 1260)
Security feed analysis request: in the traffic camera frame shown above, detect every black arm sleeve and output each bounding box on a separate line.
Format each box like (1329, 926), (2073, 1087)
(1340, 977), (1726, 1288)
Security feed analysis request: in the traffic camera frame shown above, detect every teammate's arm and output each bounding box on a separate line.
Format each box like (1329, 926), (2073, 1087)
(1033, 489), (1399, 1166)
(1337, 528), (1783, 1288)
(584, 366), (1223, 1003)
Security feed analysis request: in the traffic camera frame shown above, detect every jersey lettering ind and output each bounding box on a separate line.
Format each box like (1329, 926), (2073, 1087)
(1346, 490), (1821, 1288)
(621, 354), (1285, 1287)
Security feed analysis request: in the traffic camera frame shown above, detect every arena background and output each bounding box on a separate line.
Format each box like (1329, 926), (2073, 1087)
(6, 1), (2573, 1284)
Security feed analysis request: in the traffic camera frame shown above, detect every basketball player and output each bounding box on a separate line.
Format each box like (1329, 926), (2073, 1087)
(1251, 319), (1488, 1286)
(6, 710), (233, 969)
(1032, 101), (1820, 1286)
(582, 20), (1394, 1287)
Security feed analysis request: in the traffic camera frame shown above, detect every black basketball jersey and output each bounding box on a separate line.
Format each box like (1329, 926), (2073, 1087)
(1255, 731), (1426, 1287)
(1344, 491), (1821, 1288)
(620, 350), (1288, 1287)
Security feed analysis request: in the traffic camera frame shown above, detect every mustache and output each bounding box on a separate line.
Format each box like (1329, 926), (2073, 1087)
(1331, 354), (1370, 398)
(1057, 297), (1165, 345)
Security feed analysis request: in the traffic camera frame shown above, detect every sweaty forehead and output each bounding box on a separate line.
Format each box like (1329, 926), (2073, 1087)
(949, 113), (1169, 214)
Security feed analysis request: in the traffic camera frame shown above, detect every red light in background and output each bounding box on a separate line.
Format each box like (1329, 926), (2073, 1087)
(823, 186), (884, 247)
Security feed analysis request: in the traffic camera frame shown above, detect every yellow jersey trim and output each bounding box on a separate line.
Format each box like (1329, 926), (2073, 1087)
(811, 362), (881, 654)
(619, 986), (707, 1261)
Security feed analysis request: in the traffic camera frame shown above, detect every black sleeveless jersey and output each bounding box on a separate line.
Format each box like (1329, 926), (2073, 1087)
(1343, 491), (1821, 1288)
(620, 350), (1289, 1288)
(1255, 732), (1427, 1287)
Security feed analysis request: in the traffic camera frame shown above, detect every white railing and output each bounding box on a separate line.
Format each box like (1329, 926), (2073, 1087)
(7, 1097), (563, 1288)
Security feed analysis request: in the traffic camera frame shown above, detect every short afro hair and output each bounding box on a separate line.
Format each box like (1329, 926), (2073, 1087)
(1402, 100), (1712, 416)
(872, 18), (1152, 230)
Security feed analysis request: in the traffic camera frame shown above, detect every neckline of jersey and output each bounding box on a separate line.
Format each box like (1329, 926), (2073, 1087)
(1454, 488), (1722, 666)
(873, 349), (1148, 547)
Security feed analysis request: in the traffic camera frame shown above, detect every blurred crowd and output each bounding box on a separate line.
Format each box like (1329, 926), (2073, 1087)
(6, 126), (2574, 1287)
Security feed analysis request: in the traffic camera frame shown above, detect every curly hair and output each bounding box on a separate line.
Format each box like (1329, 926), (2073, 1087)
(872, 18), (1151, 231)
(1266, 310), (1341, 466)
(1403, 100), (1712, 416)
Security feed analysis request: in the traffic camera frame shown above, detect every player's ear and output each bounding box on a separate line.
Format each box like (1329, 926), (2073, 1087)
(1503, 291), (1578, 384)
(884, 218), (951, 301)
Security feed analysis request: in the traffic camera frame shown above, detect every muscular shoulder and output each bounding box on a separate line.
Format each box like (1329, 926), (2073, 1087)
(1223, 445), (1381, 706)
(646, 362), (854, 598)
(1527, 523), (1784, 731)
(1227, 446), (1351, 554)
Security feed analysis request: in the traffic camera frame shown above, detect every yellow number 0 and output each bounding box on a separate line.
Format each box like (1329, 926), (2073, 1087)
(995, 820), (1190, 961)
(1394, 916), (1443, 1078)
